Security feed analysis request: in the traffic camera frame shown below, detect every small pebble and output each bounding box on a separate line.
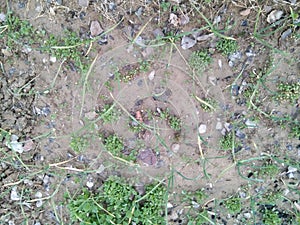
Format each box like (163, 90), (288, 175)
(244, 213), (251, 219)
(86, 181), (94, 188)
(171, 143), (180, 153)
(78, 0), (89, 7)
(245, 119), (257, 128)
(49, 56), (57, 63)
(11, 187), (20, 201)
(216, 121), (222, 130)
(198, 124), (207, 134)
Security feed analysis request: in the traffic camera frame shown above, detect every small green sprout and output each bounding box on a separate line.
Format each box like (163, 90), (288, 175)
(216, 38), (238, 55)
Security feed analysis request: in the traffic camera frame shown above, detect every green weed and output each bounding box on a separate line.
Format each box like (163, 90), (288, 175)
(223, 197), (242, 214)
(275, 82), (300, 103)
(219, 132), (236, 151)
(0, 13), (44, 50)
(99, 104), (120, 124)
(103, 134), (124, 156)
(188, 49), (212, 73)
(70, 135), (89, 153)
(216, 38), (238, 55)
(168, 115), (182, 131)
(67, 176), (166, 224)
(259, 162), (279, 178)
(262, 209), (281, 225)
(43, 30), (89, 72)
(200, 97), (217, 112)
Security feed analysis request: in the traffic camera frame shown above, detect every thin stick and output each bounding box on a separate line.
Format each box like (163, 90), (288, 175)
(80, 51), (101, 117)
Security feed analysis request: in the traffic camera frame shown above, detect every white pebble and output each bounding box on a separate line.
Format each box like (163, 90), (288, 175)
(86, 181), (94, 188)
(198, 124), (207, 134)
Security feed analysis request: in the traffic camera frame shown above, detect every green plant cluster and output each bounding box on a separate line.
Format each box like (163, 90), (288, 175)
(1, 13), (89, 72)
(200, 97), (217, 112)
(219, 132), (234, 150)
(188, 50), (212, 73)
(216, 38), (238, 55)
(259, 162), (279, 178)
(276, 82), (300, 103)
(99, 104), (120, 124)
(70, 135), (89, 153)
(223, 197), (242, 214)
(44, 31), (88, 71)
(0, 13), (44, 49)
(67, 177), (166, 224)
(158, 108), (182, 131)
(262, 209), (281, 225)
(103, 134), (124, 156)
(290, 122), (300, 138)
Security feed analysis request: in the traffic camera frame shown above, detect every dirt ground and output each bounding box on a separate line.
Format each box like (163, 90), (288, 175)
(0, 0), (299, 224)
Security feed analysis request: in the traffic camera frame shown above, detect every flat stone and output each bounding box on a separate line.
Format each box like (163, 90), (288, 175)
(198, 124), (207, 134)
(78, 0), (89, 7)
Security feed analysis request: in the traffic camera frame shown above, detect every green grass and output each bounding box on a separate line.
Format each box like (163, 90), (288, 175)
(262, 209), (281, 225)
(99, 103), (120, 124)
(188, 49), (212, 73)
(275, 82), (300, 103)
(67, 176), (167, 225)
(70, 135), (89, 153)
(223, 197), (242, 214)
(216, 38), (238, 55)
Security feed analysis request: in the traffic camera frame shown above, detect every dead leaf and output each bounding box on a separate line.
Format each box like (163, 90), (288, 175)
(90, 20), (103, 37)
(240, 8), (251, 16)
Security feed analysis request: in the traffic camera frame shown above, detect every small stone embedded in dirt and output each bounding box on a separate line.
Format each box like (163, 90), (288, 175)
(181, 36), (196, 50)
(152, 28), (164, 38)
(216, 121), (222, 130)
(196, 33), (214, 42)
(213, 15), (221, 25)
(0, 12), (6, 22)
(267, 10), (284, 24)
(11, 187), (21, 201)
(1, 48), (12, 57)
(240, 8), (251, 16)
(134, 183), (145, 195)
(86, 181), (94, 188)
(134, 36), (145, 47)
(245, 119), (257, 128)
(90, 20), (103, 37)
(85, 111), (97, 120)
(137, 148), (157, 166)
(171, 143), (180, 153)
(179, 14), (190, 26)
(198, 124), (207, 134)
(135, 7), (143, 17)
(169, 13), (179, 26)
(6, 135), (24, 153)
(280, 28), (292, 41)
(23, 138), (34, 152)
(148, 70), (155, 80)
(49, 56), (57, 63)
(96, 164), (105, 174)
(236, 129), (246, 139)
(78, 0), (89, 7)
